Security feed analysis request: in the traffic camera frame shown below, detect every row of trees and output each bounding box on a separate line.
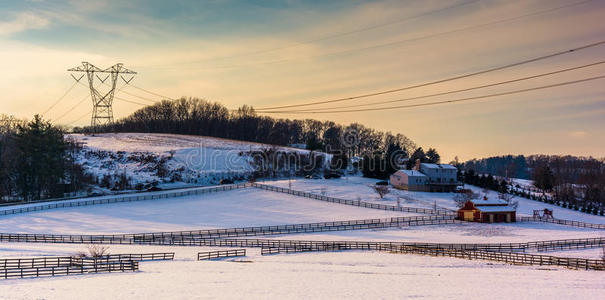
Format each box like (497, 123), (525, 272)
(460, 155), (605, 211)
(0, 115), (88, 201)
(76, 98), (418, 157)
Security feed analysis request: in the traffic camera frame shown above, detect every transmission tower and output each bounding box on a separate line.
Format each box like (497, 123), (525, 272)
(68, 62), (136, 132)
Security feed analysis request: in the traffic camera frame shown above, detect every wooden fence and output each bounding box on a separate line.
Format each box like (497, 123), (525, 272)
(252, 183), (455, 215)
(518, 216), (605, 230)
(197, 249), (246, 260)
(385, 245), (605, 271)
(0, 252), (174, 270)
(0, 183), (249, 217)
(171, 237), (605, 253)
(0, 215), (456, 245)
(1, 260), (138, 279)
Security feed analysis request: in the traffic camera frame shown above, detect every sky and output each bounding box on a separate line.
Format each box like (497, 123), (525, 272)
(1, 0), (604, 162)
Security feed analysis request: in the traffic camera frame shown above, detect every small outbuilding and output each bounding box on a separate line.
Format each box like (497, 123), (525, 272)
(457, 197), (516, 223)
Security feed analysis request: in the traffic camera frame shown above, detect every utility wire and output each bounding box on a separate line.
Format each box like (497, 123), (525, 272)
(175, 0), (594, 71)
(68, 110), (92, 126)
(100, 80), (159, 104)
(256, 39), (605, 110)
(259, 74), (605, 114)
(126, 83), (176, 101)
(257, 60), (605, 113)
(141, 0), (480, 68)
(41, 81), (79, 116)
(114, 95), (149, 106)
(54, 92), (90, 122)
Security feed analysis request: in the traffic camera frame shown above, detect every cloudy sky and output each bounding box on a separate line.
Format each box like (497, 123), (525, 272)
(1, 0), (604, 161)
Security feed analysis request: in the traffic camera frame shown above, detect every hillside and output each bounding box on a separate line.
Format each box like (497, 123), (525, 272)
(70, 133), (331, 194)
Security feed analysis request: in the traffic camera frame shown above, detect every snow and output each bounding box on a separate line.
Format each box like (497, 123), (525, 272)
(0, 188), (412, 235)
(1, 245), (604, 300)
(1, 176), (605, 299)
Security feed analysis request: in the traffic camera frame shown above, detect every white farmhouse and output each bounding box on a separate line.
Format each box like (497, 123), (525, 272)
(390, 160), (462, 192)
(390, 170), (428, 191)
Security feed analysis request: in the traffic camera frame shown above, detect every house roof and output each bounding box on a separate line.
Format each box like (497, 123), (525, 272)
(420, 163), (457, 170)
(476, 205), (516, 212)
(396, 170), (427, 177)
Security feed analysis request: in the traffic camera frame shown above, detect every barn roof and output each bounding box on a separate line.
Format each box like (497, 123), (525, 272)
(476, 206), (516, 212)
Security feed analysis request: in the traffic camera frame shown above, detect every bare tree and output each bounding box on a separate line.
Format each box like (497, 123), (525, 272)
(372, 185), (390, 199)
(499, 191), (519, 209)
(453, 190), (479, 208)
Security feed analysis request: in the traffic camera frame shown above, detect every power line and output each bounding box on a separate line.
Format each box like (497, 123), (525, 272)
(126, 83), (176, 101)
(54, 92), (90, 122)
(257, 60), (605, 113)
(99, 80), (159, 104)
(258, 74), (605, 114)
(67, 110), (92, 126)
(41, 81), (79, 116)
(174, 0), (594, 71)
(256, 39), (605, 110)
(140, 0), (480, 68)
(114, 95), (149, 106)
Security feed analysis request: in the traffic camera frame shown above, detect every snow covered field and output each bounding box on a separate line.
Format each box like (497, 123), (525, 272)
(0, 188), (412, 234)
(1, 246), (604, 300)
(268, 177), (605, 224)
(2, 177), (605, 299)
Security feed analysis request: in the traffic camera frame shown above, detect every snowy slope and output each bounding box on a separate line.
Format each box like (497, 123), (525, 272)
(69, 133), (330, 190)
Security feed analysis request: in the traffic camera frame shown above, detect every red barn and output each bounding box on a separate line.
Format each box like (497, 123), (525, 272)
(457, 197), (516, 223)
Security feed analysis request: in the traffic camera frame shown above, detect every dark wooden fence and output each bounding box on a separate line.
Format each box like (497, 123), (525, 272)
(252, 183), (455, 215)
(197, 249), (246, 260)
(518, 216), (605, 230)
(0, 216), (456, 245)
(172, 237), (605, 253)
(0, 252), (174, 270)
(385, 245), (605, 271)
(0, 183), (249, 217)
(1, 260), (138, 279)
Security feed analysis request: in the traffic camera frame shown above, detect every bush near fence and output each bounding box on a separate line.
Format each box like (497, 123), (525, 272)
(252, 183), (455, 215)
(197, 249), (246, 260)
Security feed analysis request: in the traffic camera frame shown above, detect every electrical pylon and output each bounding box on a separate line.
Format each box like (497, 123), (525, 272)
(68, 62), (136, 132)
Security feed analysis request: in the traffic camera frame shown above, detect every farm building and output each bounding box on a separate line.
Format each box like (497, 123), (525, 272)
(457, 197), (516, 223)
(389, 160), (462, 192)
(390, 170), (428, 191)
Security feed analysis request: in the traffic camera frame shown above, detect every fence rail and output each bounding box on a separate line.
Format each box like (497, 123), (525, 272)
(252, 183), (455, 215)
(0, 216), (456, 244)
(385, 245), (605, 271)
(0, 252), (174, 270)
(197, 249), (246, 260)
(0, 183), (249, 217)
(169, 237), (605, 253)
(518, 216), (605, 230)
(1, 260), (138, 279)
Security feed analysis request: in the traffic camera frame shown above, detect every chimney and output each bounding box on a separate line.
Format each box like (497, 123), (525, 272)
(413, 159), (421, 171)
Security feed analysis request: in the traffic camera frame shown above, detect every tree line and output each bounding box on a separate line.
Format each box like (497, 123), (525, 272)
(0, 114), (89, 202)
(459, 154), (605, 211)
(75, 98), (418, 157)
